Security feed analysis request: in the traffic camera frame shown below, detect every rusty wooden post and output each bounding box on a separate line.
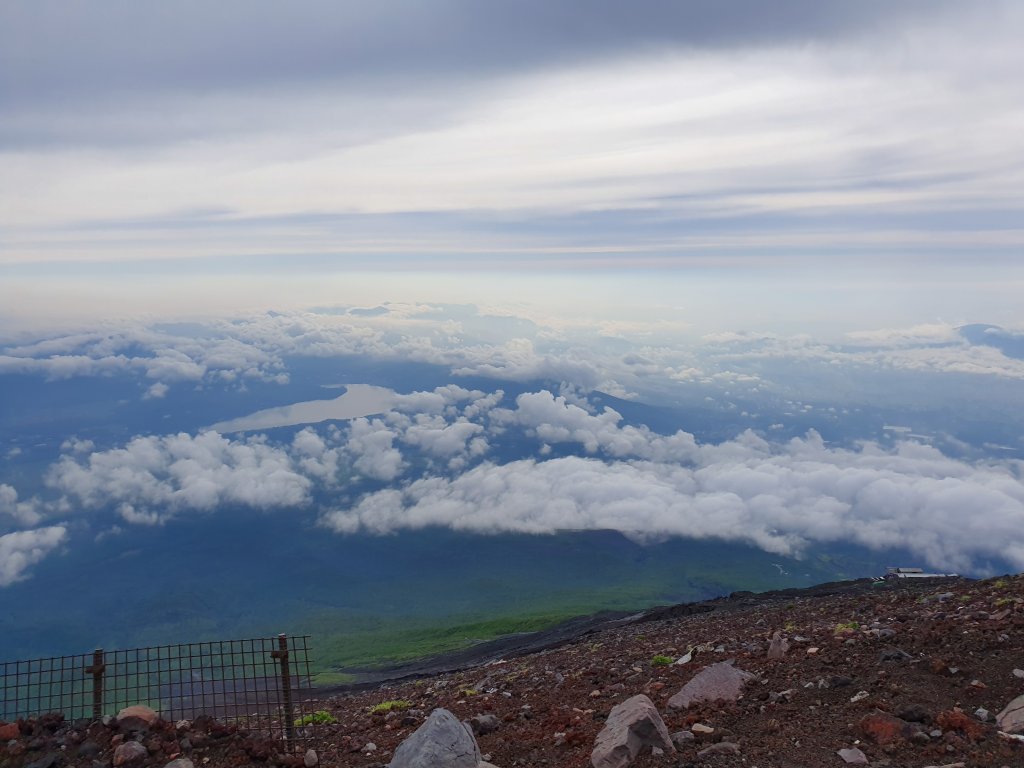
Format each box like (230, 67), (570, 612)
(271, 635), (295, 747)
(85, 649), (106, 721)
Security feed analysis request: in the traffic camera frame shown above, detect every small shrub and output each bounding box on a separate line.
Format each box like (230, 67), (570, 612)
(834, 621), (859, 633)
(459, 688), (479, 697)
(650, 655), (673, 666)
(294, 710), (337, 727)
(370, 700), (412, 714)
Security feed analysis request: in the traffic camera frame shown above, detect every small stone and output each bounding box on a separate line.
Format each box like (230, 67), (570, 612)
(670, 731), (694, 748)
(1013, 669), (1024, 679)
(850, 691), (870, 703)
(303, 749), (317, 768)
(113, 741), (148, 767)
(79, 742), (101, 758)
(879, 648), (913, 663)
(969, 679), (987, 689)
(691, 723), (714, 734)
(164, 760), (194, 768)
(897, 704), (932, 723)
(829, 675), (853, 689)
(697, 742), (740, 757)
(975, 708), (990, 722)
(806, 647), (820, 655)
(837, 747), (868, 764)
(767, 631), (790, 660)
(910, 730), (931, 745)
(25, 754), (61, 768)
(0, 722), (21, 741)
(468, 714), (500, 736)
(363, 742), (377, 753)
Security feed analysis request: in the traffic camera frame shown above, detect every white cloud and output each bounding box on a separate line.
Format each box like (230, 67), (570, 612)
(48, 431), (313, 524)
(322, 432), (1024, 574)
(346, 418), (405, 482)
(0, 526), (67, 587)
(0, 484), (43, 526)
(144, 382), (169, 399)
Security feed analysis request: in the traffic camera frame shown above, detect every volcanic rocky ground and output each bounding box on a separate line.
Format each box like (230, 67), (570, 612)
(3, 574), (1024, 768)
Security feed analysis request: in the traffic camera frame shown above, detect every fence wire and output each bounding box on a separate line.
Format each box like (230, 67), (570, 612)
(1, 634), (318, 750)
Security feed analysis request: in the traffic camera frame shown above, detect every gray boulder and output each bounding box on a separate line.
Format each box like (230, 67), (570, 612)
(767, 631), (789, 660)
(997, 693), (1024, 734)
(389, 708), (480, 768)
(591, 694), (674, 768)
(667, 660), (756, 709)
(112, 741), (148, 767)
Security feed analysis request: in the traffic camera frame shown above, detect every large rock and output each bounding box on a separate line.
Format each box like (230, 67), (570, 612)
(997, 694), (1024, 734)
(116, 706), (160, 731)
(667, 660), (756, 709)
(591, 694), (674, 768)
(389, 708), (480, 768)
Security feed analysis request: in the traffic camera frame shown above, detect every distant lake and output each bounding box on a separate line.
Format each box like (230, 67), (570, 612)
(210, 384), (396, 432)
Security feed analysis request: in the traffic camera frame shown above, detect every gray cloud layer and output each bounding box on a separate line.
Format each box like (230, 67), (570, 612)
(0, 1), (960, 109)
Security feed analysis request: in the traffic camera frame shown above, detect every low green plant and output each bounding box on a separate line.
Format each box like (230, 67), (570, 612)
(460, 688), (479, 697)
(834, 621), (860, 632)
(370, 700), (412, 714)
(650, 655), (673, 666)
(294, 710), (337, 727)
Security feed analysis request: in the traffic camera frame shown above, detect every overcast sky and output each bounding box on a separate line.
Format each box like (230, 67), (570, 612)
(1, 1), (1022, 330)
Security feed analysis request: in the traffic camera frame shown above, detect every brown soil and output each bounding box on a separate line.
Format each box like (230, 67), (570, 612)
(3, 574), (1023, 768)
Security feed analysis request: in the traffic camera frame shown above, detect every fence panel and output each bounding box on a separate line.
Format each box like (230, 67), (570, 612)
(0, 634), (318, 750)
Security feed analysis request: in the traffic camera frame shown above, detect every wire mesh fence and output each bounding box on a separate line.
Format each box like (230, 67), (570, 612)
(0, 634), (319, 750)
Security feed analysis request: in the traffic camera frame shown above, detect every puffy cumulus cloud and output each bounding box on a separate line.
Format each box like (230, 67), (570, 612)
(494, 390), (701, 461)
(402, 416), (488, 471)
(0, 526), (67, 587)
(144, 382), (169, 399)
(0, 483), (42, 526)
(37, 383), (509, 526)
(322, 433), (1024, 574)
(346, 418), (405, 481)
(47, 431), (313, 524)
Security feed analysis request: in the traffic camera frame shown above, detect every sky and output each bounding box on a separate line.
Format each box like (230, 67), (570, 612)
(2, 3), (1024, 593)
(1, 1), (1023, 332)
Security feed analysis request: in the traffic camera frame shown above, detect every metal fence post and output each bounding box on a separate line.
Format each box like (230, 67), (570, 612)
(271, 634), (295, 747)
(85, 649), (106, 721)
